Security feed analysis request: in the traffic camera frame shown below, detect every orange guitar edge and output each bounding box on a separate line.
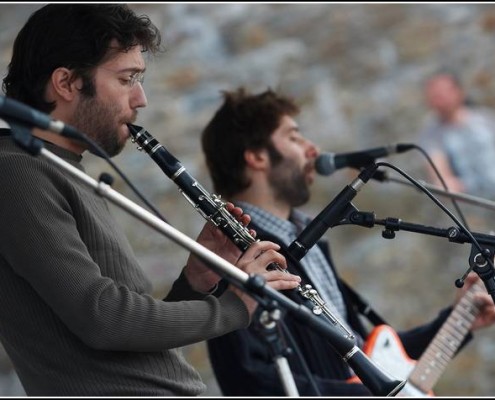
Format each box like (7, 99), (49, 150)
(346, 324), (434, 397)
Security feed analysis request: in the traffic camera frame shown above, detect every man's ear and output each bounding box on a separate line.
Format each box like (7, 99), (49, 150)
(49, 67), (81, 101)
(244, 148), (269, 171)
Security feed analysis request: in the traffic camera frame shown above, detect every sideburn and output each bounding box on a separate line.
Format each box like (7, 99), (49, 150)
(266, 142), (283, 165)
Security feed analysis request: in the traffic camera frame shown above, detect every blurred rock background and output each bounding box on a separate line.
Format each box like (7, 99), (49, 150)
(1, 2), (495, 396)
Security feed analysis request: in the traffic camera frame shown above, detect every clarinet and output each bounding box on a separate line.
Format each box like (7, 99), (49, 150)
(127, 123), (406, 396)
(128, 124), (347, 325)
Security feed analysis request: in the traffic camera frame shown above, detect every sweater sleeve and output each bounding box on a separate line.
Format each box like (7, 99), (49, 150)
(0, 152), (249, 351)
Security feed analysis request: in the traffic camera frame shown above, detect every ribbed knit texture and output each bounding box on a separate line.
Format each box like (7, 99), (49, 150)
(0, 135), (249, 396)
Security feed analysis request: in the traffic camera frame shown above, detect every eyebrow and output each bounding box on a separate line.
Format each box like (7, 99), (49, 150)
(105, 66), (146, 74)
(121, 67), (146, 74)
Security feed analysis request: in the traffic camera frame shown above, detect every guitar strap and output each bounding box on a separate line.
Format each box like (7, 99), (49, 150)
(341, 280), (388, 327)
(311, 235), (389, 328)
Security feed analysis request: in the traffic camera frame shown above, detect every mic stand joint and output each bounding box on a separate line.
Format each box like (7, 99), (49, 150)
(461, 245), (495, 303)
(252, 300), (299, 396)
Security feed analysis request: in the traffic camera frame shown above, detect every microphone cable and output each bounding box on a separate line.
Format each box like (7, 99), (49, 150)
(61, 129), (169, 223)
(279, 319), (322, 395)
(404, 143), (469, 230)
(376, 161), (494, 282)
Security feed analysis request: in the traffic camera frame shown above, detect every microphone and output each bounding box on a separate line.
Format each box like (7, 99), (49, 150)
(288, 163), (379, 261)
(315, 144), (415, 176)
(0, 95), (82, 140)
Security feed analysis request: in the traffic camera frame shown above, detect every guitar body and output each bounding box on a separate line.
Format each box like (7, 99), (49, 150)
(362, 325), (433, 397)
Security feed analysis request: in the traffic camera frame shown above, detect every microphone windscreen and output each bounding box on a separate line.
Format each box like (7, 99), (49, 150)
(315, 153), (335, 176)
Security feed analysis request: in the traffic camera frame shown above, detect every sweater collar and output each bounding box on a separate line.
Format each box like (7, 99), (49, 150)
(0, 127), (83, 163)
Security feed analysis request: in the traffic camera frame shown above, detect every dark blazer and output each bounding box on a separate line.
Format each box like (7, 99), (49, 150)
(207, 220), (460, 396)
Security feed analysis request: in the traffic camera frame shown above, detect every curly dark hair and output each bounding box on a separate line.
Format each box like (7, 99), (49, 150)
(2, 4), (162, 112)
(201, 87), (300, 198)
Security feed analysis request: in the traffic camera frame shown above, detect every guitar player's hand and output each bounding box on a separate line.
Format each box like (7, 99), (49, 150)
(455, 272), (495, 331)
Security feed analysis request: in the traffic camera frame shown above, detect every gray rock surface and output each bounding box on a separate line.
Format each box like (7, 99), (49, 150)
(1, 3), (495, 396)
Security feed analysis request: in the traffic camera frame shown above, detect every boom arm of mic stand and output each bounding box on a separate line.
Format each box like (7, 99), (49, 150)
(339, 210), (495, 304)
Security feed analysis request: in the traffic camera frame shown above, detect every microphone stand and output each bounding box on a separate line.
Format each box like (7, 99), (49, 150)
(253, 302), (301, 396)
(383, 175), (495, 212)
(8, 123), (406, 397)
(338, 210), (495, 305)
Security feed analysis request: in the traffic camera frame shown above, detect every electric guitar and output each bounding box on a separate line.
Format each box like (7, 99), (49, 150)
(361, 280), (483, 396)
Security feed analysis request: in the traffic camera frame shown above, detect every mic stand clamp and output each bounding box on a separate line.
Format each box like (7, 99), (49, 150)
(467, 246), (495, 300)
(252, 299), (299, 396)
(238, 275), (300, 396)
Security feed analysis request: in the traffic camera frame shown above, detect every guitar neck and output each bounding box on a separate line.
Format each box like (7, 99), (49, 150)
(407, 280), (483, 393)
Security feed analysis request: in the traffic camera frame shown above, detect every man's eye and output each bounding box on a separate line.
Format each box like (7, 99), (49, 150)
(120, 72), (145, 87)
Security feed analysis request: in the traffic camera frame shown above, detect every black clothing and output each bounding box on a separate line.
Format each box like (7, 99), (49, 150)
(207, 221), (461, 396)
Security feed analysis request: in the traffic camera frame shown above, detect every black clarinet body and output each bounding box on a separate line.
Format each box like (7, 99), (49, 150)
(127, 123), (406, 396)
(128, 124), (255, 251)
